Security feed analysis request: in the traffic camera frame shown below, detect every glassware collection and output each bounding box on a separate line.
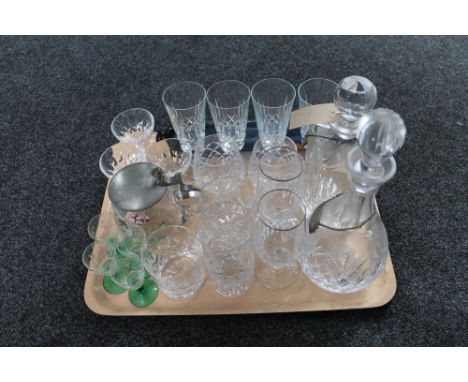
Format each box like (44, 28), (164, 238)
(83, 76), (406, 308)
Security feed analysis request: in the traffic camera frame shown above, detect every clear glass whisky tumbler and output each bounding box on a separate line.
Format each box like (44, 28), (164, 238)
(200, 201), (254, 297)
(144, 225), (205, 300)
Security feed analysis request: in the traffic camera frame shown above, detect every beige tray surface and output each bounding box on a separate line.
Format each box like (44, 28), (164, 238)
(84, 149), (397, 316)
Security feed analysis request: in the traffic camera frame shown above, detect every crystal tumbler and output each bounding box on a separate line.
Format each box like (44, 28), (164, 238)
(251, 78), (296, 148)
(254, 189), (306, 289)
(207, 80), (250, 150)
(200, 201), (254, 297)
(162, 81), (206, 151)
(143, 225), (205, 300)
(193, 134), (244, 199)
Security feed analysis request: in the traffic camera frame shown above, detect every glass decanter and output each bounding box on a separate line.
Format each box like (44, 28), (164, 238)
(302, 76), (377, 215)
(301, 108), (406, 293)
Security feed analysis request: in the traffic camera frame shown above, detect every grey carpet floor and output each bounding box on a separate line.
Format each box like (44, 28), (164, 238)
(0, 36), (466, 346)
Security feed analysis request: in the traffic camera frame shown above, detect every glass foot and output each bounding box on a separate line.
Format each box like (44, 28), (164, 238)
(256, 260), (299, 290)
(103, 275), (126, 295)
(128, 278), (159, 308)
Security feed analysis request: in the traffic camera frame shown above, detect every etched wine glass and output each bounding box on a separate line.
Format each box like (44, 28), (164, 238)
(207, 80), (250, 150)
(162, 81), (206, 151)
(111, 251), (159, 307)
(82, 241), (119, 278)
(105, 225), (159, 307)
(99, 142), (146, 179)
(87, 212), (130, 253)
(146, 138), (192, 184)
(111, 108), (155, 153)
(251, 78), (296, 149)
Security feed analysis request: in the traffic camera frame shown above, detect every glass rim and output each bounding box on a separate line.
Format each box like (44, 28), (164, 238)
(82, 241), (116, 272)
(258, 145), (304, 182)
(251, 77), (296, 108)
(257, 188), (305, 231)
(126, 223), (147, 241)
(252, 136), (297, 152)
(111, 108), (155, 131)
(147, 224), (200, 248)
(99, 143), (146, 179)
(162, 81), (207, 111)
(297, 77), (338, 106)
(87, 211), (122, 239)
(206, 80), (251, 110)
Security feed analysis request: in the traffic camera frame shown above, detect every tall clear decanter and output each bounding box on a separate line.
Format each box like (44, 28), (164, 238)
(302, 76), (377, 215)
(301, 108), (406, 293)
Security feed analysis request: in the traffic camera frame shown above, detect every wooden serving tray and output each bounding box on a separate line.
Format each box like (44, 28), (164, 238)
(84, 149), (397, 316)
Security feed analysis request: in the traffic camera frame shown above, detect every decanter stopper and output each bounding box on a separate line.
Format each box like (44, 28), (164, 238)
(347, 108), (406, 193)
(333, 76), (377, 140)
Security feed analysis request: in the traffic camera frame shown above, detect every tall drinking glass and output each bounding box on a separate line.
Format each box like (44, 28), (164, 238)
(162, 81), (206, 151)
(297, 78), (338, 139)
(254, 189), (305, 289)
(207, 80), (250, 150)
(200, 201), (254, 297)
(298, 78), (341, 215)
(251, 78), (296, 149)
